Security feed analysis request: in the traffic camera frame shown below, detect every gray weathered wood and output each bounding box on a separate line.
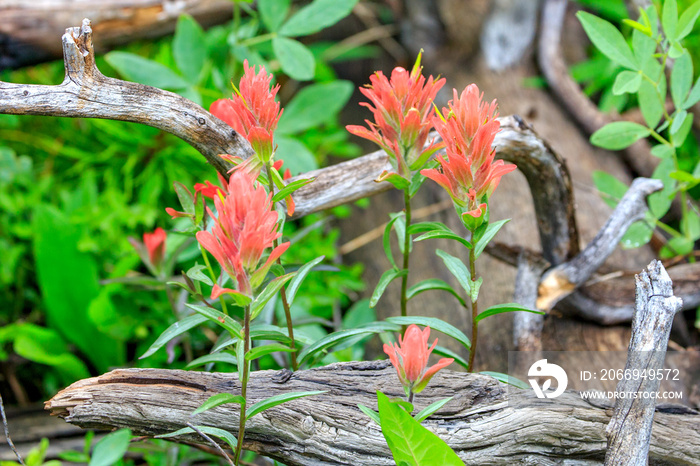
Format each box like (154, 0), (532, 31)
(512, 253), (546, 351)
(605, 261), (684, 465)
(537, 178), (663, 311)
(44, 361), (699, 465)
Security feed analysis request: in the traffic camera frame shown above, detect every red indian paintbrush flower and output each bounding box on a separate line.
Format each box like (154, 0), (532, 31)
(384, 324), (454, 395)
(143, 227), (166, 266)
(421, 84), (516, 222)
(347, 53), (445, 184)
(211, 60), (282, 174)
(196, 170), (289, 298)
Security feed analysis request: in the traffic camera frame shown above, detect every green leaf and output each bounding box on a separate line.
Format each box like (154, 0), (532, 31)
(370, 268), (408, 308)
(474, 219), (509, 259)
(186, 264), (213, 286)
(258, 0), (290, 31)
(105, 52), (190, 89)
(272, 37), (315, 81)
(173, 181), (195, 214)
(480, 371), (530, 389)
(89, 429), (131, 466)
(612, 70), (642, 95)
(474, 303), (543, 323)
(670, 110), (688, 135)
(193, 393), (245, 415)
(393, 212), (409, 255)
(407, 221), (454, 235)
(677, 1), (700, 40)
(387, 316), (471, 352)
(173, 15), (206, 84)
(298, 328), (376, 366)
(251, 273), (295, 320)
(592, 170), (628, 208)
(671, 51), (693, 109)
(662, 0), (678, 40)
(276, 81), (354, 134)
(433, 345), (469, 370)
(683, 76), (700, 109)
(638, 79), (663, 129)
(383, 214), (403, 269)
(681, 210), (700, 240)
(660, 235), (694, 258)
(275, 136), (319, 174)
(406, 279), (467, 308)
(377, 392), (465, 466)
(435, 249), (471, 295)
(58, 451), (90, 463)
(272, 178), (314, 203)
(358, 404), (380, 424)
(286, 256), (324, 306)
(650, 144), (674, 159)
(671, 112), (693, 146)
(245, 343), (295, 361)
(414, 230), (473, 250)
(576, 11), (637, 69)
(622, 18), (652, 36)
(32, 205), (123, 371)
(413, 397), (453, 423)
(140, 314), (208, 359)
(185, 304), (243, 339)
(279, 0), (358, 37)
(246, 391), (325, 418)
(620, 216), (655, 249)
(590, 121), (651, 150)
(648, 158), (677, 218)
(185, 351), (238, 369)
(157, 426), (237, 450)
(632, 28), (657, 66)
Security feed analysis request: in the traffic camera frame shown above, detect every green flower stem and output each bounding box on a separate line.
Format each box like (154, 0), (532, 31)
(467, 238), (478, 373)
(400, 188), (413, 321)
(265, 163), (298, 371)
(408, 389), (415, 405)
(201, 248), (229, 315)
(234, 304), (251, 466)
(240, 32), (277, 48)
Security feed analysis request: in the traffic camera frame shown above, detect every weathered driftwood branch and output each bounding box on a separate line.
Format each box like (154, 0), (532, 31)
(512, 253), (546, 351)
(0, 0), (234, 69)
(44, 361), (700, 465)
(605, 261), (683, 465)
(0, 19), (246, 176)
(537, 178), (663, 311)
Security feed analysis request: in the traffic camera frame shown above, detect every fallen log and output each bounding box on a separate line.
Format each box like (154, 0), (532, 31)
(44, 361), (699, 465)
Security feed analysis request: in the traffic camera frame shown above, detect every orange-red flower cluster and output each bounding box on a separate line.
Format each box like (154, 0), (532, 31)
(211, 60), (282, 174)
(196, 171), (288, 298)
(347, 55), (445, 183)
(421, 84), (516, 222)
(384, 324), (453, 395)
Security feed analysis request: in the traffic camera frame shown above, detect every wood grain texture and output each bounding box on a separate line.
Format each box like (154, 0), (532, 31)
(605, 261), (684, 465)
(45, 361), (700, 465)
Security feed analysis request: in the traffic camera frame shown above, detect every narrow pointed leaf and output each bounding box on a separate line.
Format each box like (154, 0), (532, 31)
(298, 329), (376, 366)
(285, 256), (324, 306)
(435, 249), (471, 295)
(193, 393), (245, 415)
(251, 273), (295, 320)
(245, 343), (295, 361)
(433, 345), (469, 370)
(677, 1), (700, 40)
(480, 371), (529, 389)
(246, 391), (326, 419)
(406, 279), (467, 307)
(358, 404), (380, 424)
(475, 303), (544, 323)
(576, 11), (637, 69)
(185, 304), (243, 339)
(370, 268), (408, 308)
(186, 351), (238, 369)
(156, 426), (237, 450)
(414, 230), (472, 249)
(387, 316), (471, 351)
(272, 177), (315, 202)
(413, 397), (453, 423)
(383, 213), (404, 269)
(140, 314), (208, 359)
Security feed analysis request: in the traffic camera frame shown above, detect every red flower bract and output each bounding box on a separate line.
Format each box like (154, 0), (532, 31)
(211, 60), (282, 171)
(196, 170), (288, 297)
(383, 324), (453, 394)
(347, 54), (445, 181)
(143, 227), (166, 266)
(421, 84), (516, 221)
